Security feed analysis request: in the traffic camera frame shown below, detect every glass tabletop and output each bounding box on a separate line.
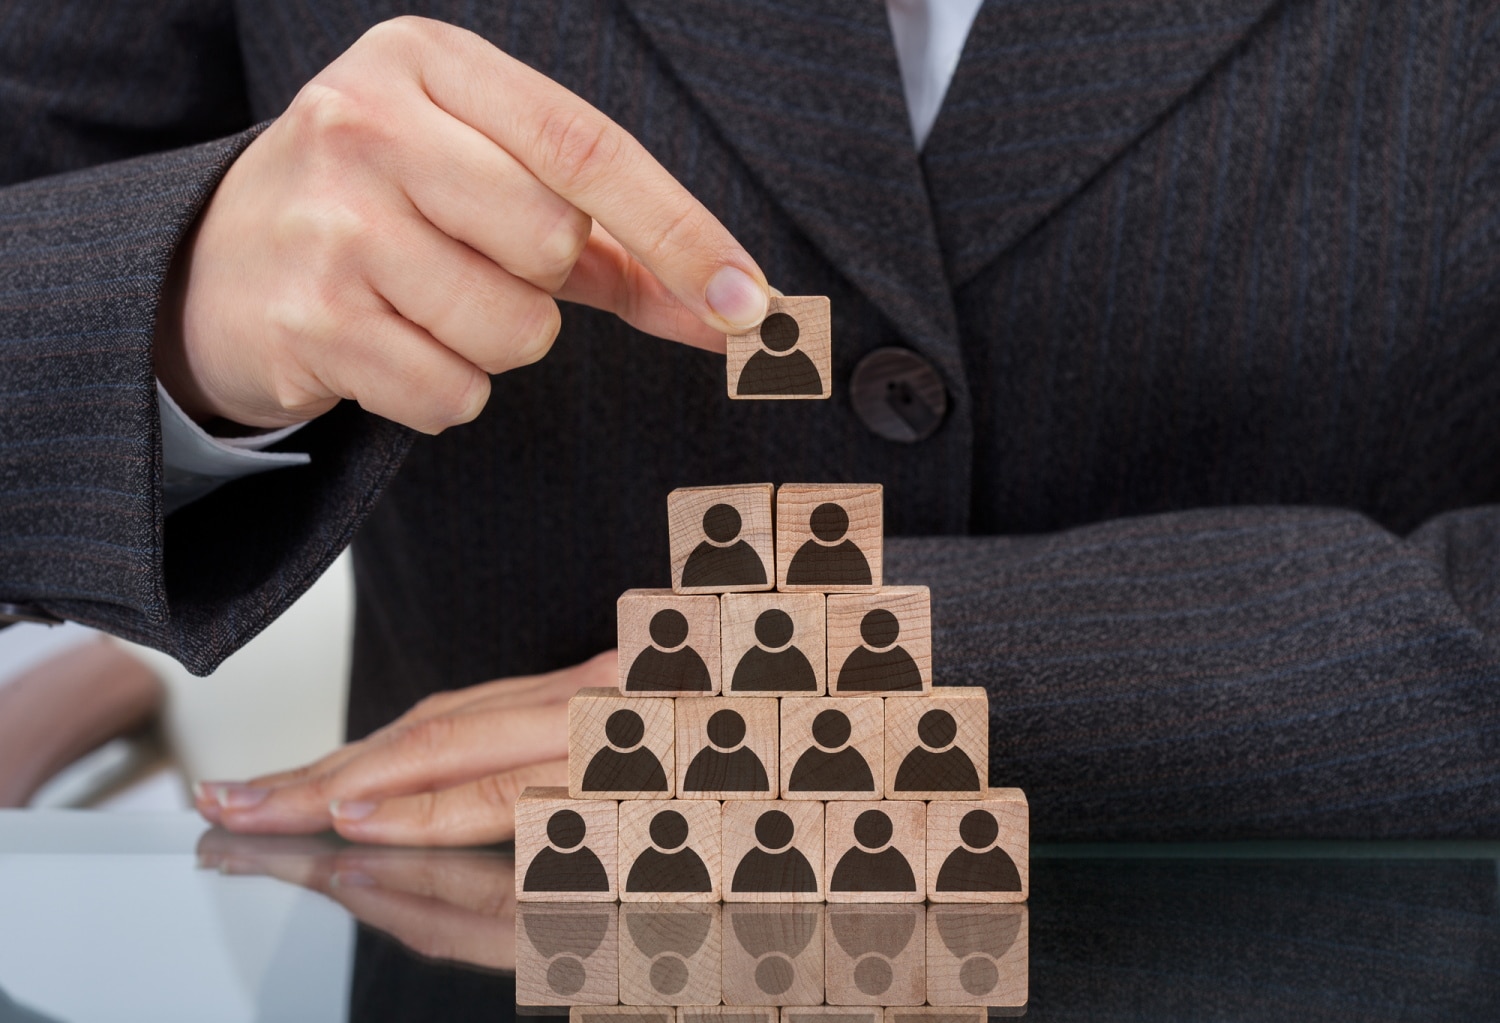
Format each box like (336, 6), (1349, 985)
(1, 811), (1497, 1022)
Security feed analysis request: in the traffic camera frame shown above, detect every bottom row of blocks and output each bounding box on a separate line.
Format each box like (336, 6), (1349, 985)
(516, 787), (1028, 903)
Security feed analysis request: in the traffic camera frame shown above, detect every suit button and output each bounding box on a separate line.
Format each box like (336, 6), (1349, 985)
(850, 347), (948, 442)
(0, 602), (63, 627)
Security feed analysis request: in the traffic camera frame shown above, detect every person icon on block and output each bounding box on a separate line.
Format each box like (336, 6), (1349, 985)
(682, 503), (768, 588)
(836, 608), (922, 692)
(786, 502), (872, 586)
(736, 311), (823, 396)
(893, 709), (980, 792)
(583, 709), (669, 792)
(626, 809), (713, 893)
(830, 809), (917, 893)
(683, 708), (770, 792)
(731, 809), (818, 892)
(524, 809), (610, 892)
(626, 608), (712, 692)
(935, 810), (1022, 893)
(788, 709), (874, 791)
(731, 608), (817, 692)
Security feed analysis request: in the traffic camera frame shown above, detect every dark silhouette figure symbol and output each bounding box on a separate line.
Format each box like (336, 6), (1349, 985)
(684, 708), (770, 792)
(732, 810), (818, 892)
(732, 609), (817, 692)
(521, 909), (613, 994)
(626, 609), (712, 692)
(524, 810), (610, 892)
(830, 810), (916, 892)
(788, 709), (874, 791)
(893, 709), (980, 792)
(626, 810), (713, 893)
(730, 907), (819, 995)
(836, 608), (922, 692)
(737, 311), (823, 395)
(682, 504), (767, 588)
(936, 811), (1022, 893)
(830, 907), (918, 997)
(625, 907), (714, 995)
(786, 503), (872, 586)
(583, 709), (668, 792)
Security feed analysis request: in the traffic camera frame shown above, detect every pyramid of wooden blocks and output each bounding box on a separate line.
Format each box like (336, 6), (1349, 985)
(517, 482), (1029, 906)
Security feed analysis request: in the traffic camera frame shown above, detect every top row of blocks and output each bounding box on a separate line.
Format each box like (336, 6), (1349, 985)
(670, 484), (882, 594)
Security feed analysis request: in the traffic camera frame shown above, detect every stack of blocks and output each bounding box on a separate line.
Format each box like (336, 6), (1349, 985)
(516, 482), (1028, 905)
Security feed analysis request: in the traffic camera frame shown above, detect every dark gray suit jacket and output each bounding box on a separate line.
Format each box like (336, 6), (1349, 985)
(2, 0), (1499, 839)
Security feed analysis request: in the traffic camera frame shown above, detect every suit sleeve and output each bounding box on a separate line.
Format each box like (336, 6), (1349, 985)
(0, 0), (411, 674)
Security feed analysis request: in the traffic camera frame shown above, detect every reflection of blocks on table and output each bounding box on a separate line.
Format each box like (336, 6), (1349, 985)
(780, 697), (882, 800)
(725, 295), (832, 401)
(620, 904), (723, 1006)
(722, 904), (825, 1005)
(676, 697), (779, 799)
(883, 688), (988, 800)
(824, 904), (925, 1006)
(619, 590), (723, 696)
(781, 1007), (881, 1023)
(516, 903), (620, 1007)
(924, 791), (1028, 904)
(722, 801), (825, 903)
(669, 484), (776, 594)
(882, 1008), (988, 1023)
(569, 689), (676, 799)
(925, 905), (1028, 1009)
(775, 485), (883, 592)
(682, 1009), (779, 1023)
(826, 587), (931, 696)
(516, 787), (619, 902)
(571, 1008), (677, 1023)
(620, 800), (723, 902)
(823, 801), (924, 903)
(721, 592), (827, 696)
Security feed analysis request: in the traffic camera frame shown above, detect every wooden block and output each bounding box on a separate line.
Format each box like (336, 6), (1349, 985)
(781, 1009), (881, 1023)
(925, 905), (1028, 1009)
(883, 1008), (987, 1023)
(779, 697), (883, 800)
(775, 484), (883, 592)
(619, 800), (723, 902)
(884, 688), (988, 800)
(924, 791), (1029, 903)
(516, 904), (620, 1007)
(676, 697), (779, 799)
(516, 787), (618, 902)
(569, 689), (675, 799)
(619, 590), (723, 696)
(726, 295), (832, 400)
(669, 484), (775, 594)
(824, 904), (925, 1006)
(680, 1010), (777, 1023)
(826, 587), (932, 696)
(824, 801), (924, 903)
(721, 800), (824, 902)
(571, 1009), (675, 1023)
(721, 592), (827, 696)
(722, 905), (825, 1005)
(619, 904), (722, 1006)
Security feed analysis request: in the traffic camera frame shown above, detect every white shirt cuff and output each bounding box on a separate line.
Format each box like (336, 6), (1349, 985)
(157, 381), (310, 513)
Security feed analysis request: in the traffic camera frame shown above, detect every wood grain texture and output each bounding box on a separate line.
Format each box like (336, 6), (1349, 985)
(620, 904), (723, 1005)
(882, 1008), (987, 1023)
(516, 903), (620, 1007)
(668, 484), (776, 595)
(775, 485), (883, 592)
(924, 790), (1030, 903)
(681, 1009), (777, 1023)
(725, 295), (832, 401)
(824, 904), (926, 1005)
(826, 587), (931, 697)
(722, 905), (826, 1004)
(516, 786), (619, 902)
(824, 800), (925, 903)
(883, 688), (989, 800)
(619, 589), (723, 696)
(571, 1008), (677, 1023)
(925, 905), (1029, 1008)
(721, 800), (825, 902)
(781, 1008), (880, 1023)
(619, 799), (723, 903)
(721, 592), (827, 696)
(676, 697), (779, 799)
(570, 689), (676, 799)
(779, 697), (883, 800)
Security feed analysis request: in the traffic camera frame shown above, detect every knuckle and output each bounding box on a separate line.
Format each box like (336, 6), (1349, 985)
(535, 107), (625, 194)
(511, 298), (562, 368)
(361, 15), (436, 55)
(639, 202), (702, 269)
(291, 82), (386, 155)
(477, 772), (524, 815)
(533, 208), (591, 286)
(404, 716), (456, 761)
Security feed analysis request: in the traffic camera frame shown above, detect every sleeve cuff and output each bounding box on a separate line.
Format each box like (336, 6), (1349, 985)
(157, 380), (311, 513)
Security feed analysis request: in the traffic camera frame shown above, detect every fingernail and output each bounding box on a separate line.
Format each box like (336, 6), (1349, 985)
(216, 785), (269, 811)
(330, 870), (377, 889)
(331, 799), (379, 822)
(706, 265), (768, 331)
